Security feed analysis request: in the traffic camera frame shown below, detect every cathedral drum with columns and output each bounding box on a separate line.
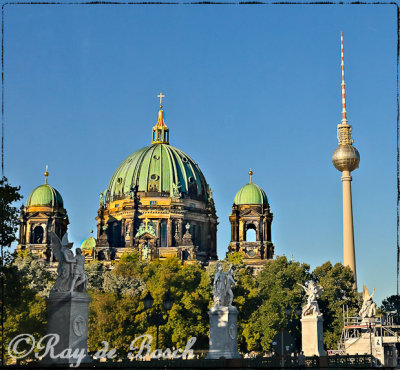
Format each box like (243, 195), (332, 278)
(94, 95), (218, 263)
(227, 170), (274, 268)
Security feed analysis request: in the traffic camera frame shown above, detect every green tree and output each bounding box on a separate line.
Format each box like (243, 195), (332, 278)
(13, 251), (55, 296)
(381, 294), (400, 313)
(85, 261), (109, 291)
(0, 177), (22, 250)
(242, 256), (310, 353)
(3, 262), (47, 364)
(312, 261), (359, 350)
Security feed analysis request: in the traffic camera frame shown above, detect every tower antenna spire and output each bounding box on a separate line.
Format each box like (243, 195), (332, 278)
(44, 165), (49, 184)
(341, 32), (347, 124)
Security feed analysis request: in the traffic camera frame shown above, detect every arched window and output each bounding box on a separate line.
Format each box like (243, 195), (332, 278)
(246, 224), (257, 242)
(33, 226), (44, 244)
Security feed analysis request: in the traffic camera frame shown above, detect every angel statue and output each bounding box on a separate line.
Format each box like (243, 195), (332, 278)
(49, 231), (87, 293)
(359, 285), (376, 319)
(297, 281), (324, 317)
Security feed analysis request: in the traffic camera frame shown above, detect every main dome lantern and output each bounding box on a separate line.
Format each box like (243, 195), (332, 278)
(96, 94), (218, 264)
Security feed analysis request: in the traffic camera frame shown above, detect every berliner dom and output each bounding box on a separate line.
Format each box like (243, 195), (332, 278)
(94, 95), (218, 263)
(17, 95), (273, 266)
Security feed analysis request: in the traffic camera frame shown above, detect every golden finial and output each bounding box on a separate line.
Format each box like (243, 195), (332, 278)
(249, 169), (253, 183)
(157, 92), (165, 108)
(44, 165), (49, 184)
(144, 217), (150, 230)
(90, 230), (93, 234)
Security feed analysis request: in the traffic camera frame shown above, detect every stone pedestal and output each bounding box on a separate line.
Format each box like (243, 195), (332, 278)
(206, 306), (241, 359)
(45, 291), (91, 365)
(301, 315), (326, 357)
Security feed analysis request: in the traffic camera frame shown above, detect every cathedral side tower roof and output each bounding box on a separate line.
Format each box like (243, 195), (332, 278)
(233, 170), (268, 206)
(26, 167), (64, 208)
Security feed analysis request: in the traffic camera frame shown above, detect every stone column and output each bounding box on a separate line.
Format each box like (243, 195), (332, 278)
(341, 170), (357, 289)
(206, 306), (241, 359)
(238, 221), (244, 242)
(301, 315), (326, 357)
(45, 292), (91, 365)
(167, 218), (172, 247)
(121, 219), (125, 247)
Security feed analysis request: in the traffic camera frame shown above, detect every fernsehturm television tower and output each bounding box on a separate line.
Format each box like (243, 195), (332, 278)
(332, 32), (360, 290)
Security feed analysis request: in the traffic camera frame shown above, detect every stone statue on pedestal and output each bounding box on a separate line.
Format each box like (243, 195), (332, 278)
(49, 231), (88, 293)
(213, 263), (235, 307)
(45, 231), (91, 365)
(206, 263), (240, 359)
(298, 281), (324, 317)
(359, 285), (376, 319)
(298, 281), (326, 357)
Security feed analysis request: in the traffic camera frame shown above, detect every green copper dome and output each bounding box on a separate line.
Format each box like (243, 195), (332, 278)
(234, 183), (268, 206)
(81, 237), (96, 251)
(26, 184), (64, 208)
(106, 143), (209, 202)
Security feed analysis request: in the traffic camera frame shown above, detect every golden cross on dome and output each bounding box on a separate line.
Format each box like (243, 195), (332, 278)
(144, 217), (150, 230)
(157, 93), (165, 107)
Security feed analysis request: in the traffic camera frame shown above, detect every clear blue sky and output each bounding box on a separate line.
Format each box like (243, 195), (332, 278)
(4, 3), (397, 304)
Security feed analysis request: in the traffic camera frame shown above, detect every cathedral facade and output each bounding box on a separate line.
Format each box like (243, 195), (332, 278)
(17, 96), (275, 267)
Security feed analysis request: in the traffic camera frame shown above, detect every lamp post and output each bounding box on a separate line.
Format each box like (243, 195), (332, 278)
(142, 291), (174, 349)
(280, 304), (302, 367)
(368, 322), (373, 365)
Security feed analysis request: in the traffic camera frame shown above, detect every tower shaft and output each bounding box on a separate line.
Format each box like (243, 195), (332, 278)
(341, 170), (357, 289)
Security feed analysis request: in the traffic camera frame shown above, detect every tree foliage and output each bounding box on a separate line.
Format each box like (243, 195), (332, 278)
(0, 177), (22, 249)
(312, 262), (359, 349)
(5, 248), (363, 359)
(3, 259), (47, 363)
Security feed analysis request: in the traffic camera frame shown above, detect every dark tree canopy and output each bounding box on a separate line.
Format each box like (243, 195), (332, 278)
(0, 177), (22, 249)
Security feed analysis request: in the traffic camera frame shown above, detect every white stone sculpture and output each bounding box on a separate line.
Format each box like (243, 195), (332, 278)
(298, 281), (324, 317)
(213, 263), (236, 307)
(207, 262), (240, 359)
(299, 281), (326, 356)
(359, 285), (376, 319)
(49, 231), (87, 293)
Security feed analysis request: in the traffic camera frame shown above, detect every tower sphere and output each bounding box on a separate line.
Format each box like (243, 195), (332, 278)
(332, 145), (360, 172)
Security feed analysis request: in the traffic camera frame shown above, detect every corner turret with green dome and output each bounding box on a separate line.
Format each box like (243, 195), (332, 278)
(17, 167), (69, 261)
(234, 170), (268, 206)
(95, 94), (217, 264)
(228, 170), (274, 268)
